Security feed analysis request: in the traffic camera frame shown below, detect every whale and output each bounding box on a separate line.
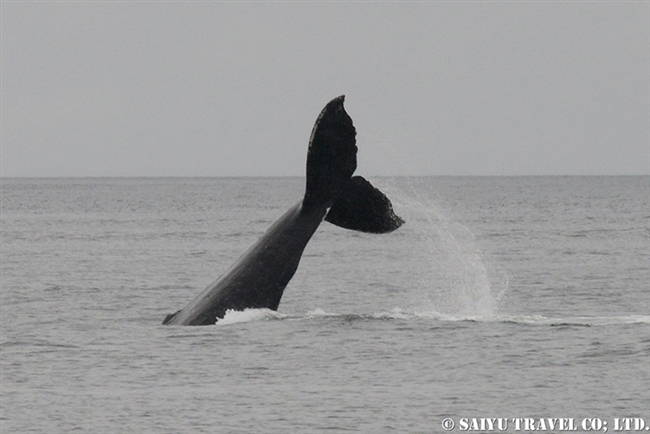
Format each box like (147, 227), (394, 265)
(163, 96), (403, 325)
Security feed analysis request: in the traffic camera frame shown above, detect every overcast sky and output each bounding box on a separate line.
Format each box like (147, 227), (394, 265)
(2, 2), (648, 177)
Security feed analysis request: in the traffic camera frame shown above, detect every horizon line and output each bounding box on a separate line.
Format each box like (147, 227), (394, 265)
(1, 174), (648, 180)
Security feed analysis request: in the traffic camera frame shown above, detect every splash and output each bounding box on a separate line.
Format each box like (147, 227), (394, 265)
(375, 178), (509, 317)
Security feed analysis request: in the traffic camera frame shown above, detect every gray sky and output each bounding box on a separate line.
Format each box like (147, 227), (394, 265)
(2, 2), (648, 177)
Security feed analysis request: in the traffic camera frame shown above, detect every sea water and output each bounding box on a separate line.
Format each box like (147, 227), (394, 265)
(1, 176), (648, 433)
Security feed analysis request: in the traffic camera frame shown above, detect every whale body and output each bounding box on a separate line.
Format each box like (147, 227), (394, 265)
(163, 96), (403, 325)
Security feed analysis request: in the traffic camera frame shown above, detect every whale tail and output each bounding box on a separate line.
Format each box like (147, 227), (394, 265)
(304, 95), (404, 234)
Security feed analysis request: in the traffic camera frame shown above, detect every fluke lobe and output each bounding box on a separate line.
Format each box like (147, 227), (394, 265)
(163, 96), (403, 325)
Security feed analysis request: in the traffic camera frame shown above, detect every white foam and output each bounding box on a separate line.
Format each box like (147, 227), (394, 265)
(217, 308), (286, 325)
(305, 308), (336, 317)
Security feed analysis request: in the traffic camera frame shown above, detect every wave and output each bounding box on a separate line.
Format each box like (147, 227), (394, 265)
(216, 307), (649, 327)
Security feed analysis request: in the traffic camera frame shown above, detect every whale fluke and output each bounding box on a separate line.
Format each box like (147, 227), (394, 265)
(325, 176), (404, 233)
(305, 96), (403, 233)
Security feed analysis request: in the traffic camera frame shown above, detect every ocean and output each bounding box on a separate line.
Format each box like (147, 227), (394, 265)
(1, 176), (648, 433)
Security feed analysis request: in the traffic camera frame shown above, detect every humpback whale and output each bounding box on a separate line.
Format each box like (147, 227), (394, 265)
(163, 96), (403, 325)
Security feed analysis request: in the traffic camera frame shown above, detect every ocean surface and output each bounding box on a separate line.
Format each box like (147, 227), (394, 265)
(1, 176), (648, 433)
